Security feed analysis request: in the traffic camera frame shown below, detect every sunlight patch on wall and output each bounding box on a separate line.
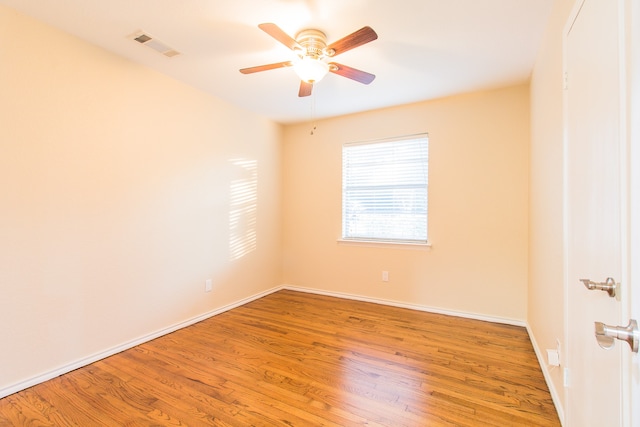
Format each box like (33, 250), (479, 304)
(229, 158), (258, 261)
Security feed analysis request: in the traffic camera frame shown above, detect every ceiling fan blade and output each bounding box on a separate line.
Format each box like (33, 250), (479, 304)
(329, 63), (375, 84)
(258, 23), (303, 52)
(298, 81), (313, 97)
(239, 61), (293, 74)
(326, 26), (378, 57)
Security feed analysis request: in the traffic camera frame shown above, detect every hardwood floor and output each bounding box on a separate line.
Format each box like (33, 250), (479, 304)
(0, 290), (560, 426)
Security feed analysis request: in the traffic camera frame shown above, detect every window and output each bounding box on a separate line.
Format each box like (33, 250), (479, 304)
(342, 134), (429, 244)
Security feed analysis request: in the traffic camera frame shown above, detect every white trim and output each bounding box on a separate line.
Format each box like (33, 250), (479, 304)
(281, 284), (525, 327)
(526, 324), (566, 426)
(0, 286), (282, 399)
(337, 238), (432, 250)
(561, 1), (576, 422)
(343, 132), (429, 148)
(626, 3), (640, 426)
(619, 2), (634, 427)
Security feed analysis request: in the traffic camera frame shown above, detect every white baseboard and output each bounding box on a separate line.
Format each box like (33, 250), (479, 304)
(281, 284), (527, 327)
(0, 286), (282, 399)
(526, 324), (565, 426)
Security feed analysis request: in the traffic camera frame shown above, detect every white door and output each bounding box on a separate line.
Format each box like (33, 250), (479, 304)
(565, 0), (632, 426)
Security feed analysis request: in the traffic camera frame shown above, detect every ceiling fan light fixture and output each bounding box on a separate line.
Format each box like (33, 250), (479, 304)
(240, 23), (377, 96)
(293, 56), (329, 83)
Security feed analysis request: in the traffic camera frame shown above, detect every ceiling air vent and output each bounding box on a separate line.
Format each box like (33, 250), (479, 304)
(129, 31), (180, 58)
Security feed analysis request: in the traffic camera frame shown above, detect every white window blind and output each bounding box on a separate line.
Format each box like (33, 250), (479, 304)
(342, 134), (429, 243)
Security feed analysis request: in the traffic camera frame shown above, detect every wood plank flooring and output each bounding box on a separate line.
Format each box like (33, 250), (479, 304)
(0, 290), (561, 426)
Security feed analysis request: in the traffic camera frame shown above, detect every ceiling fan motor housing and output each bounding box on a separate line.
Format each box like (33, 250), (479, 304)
(295, 29), (332, 58)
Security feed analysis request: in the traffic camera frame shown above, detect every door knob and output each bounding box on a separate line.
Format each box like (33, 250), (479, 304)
(594, 319), (639, 353)
(580, 277), (618, 297)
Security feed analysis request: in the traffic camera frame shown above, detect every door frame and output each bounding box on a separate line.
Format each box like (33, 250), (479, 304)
(625, 1), (640, 425)
(562, 0), (632, 424)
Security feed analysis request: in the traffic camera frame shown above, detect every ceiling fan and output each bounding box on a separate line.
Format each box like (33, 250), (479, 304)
(240, 23), (378, 97)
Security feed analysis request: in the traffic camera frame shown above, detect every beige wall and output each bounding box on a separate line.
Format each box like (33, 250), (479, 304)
(0, 6), (282, 394)
(282, 85), (530, 322)
(1, 1), (568, 408)
(528, 0), (575, 417)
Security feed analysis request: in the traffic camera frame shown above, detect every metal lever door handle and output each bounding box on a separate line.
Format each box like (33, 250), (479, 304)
(580, 277), (617, 297)
(594, 319), (639, 353)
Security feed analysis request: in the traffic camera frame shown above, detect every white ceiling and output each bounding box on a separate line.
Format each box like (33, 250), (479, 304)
(1, 0), (554, 124)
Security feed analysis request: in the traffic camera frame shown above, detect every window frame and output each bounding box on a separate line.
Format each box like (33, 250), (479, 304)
(340, 133), (430, 247)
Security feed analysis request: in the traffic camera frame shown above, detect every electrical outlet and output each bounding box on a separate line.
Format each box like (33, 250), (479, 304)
(382, 271), (389, 282)
(546, 338), (562, 367)
(205, 279), (212, 292)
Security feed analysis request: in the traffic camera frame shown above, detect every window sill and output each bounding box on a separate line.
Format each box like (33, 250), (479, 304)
(337, 239), (432, 250)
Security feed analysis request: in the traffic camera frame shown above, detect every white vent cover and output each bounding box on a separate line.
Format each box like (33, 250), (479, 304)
(129, 31), (180, 58)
